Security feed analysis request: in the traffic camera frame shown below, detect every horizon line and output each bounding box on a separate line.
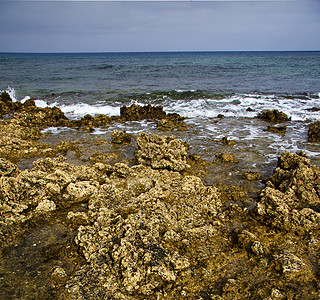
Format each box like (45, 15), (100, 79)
(1, 50), (320, 54)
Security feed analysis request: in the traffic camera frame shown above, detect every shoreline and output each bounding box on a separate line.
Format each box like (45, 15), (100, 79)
(1, 91), (320, 299)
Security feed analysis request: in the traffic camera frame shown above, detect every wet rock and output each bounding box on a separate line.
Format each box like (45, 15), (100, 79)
(220, 136), (236, 146)
(69, 114), (112, 129)
(66, 211), (89, 227)
(216, 153), (239, 163)
(55, 141), (79, 155)
(306, 107), (320, 112)
(267, 125), (287, 134)
(111, 129), (132, 144)
(0, 158), (19, 177)
(135, 132), (190, 172)
(157, 118), (179, 131)
(257, 109), (291, 122)
(0, 123), (54, 162)
(0, 91), (20, 116)
(120, 104), (167, 121)
(235, 229), (265, 256)
(256, 151), (320, 233)
(51, 266), (68, 286)
(308, 121), (320, 142)
(157, 113), (188, 132)
(243, 171), (261, 181)
(83, 126), (94, 133)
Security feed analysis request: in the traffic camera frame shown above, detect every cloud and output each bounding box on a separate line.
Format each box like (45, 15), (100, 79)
(0, 1), (319, 52)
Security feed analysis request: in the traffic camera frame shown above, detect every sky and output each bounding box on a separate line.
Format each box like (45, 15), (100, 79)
(0, 0), (320, 52)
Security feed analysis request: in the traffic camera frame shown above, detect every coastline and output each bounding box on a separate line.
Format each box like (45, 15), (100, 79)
(1, 91), (320, 299)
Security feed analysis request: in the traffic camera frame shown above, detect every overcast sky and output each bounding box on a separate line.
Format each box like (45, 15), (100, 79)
(0, 0), (319, 52)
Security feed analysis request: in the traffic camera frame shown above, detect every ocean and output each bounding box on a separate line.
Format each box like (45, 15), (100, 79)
(1, 51), (320, 184)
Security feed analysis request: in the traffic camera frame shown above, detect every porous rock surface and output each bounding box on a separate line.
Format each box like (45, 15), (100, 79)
(308, 121), (320, 142)
(120, 104), (167, 121)
(70, 166), (222, 298)
(257, 109), (291, 122)
(111, 129), (132, 144)
(135, 132), (190, 171)
(257, 151), (320, 233)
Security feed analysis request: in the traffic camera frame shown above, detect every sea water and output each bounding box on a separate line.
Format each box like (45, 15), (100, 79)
(1, 51), (320, 183)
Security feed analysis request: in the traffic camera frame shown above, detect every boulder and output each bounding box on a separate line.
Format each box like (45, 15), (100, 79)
(256, 151), (320, 233)
(135, 132), (190, 172)
(257, 109), (291, 122)
(120, 104), (167, 121)
(267, 125), (287, 134)
(71, 166), (222, 298)
(308, 121), (320, 142)
(111, 129), (132, 144)
(243, 171), (261, 181)
(216, 153), (239, 163)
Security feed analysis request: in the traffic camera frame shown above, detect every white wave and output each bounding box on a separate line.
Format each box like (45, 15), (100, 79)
(59, 103), (120, 119)
(174, 89), (196, 93)
(41, 127), (72, 134)
(0, 86), (18, 102)
(20, 96), (31, 103)
(34, 99), (49, 108)
(162, 94), (320, 122)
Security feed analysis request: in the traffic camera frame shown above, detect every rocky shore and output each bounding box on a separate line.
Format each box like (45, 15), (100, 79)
(1, 91), (320, 299)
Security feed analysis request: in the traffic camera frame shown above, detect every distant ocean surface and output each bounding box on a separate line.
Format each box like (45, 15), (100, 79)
(1, 51), (320, 120)
(1, 51), (320, 180)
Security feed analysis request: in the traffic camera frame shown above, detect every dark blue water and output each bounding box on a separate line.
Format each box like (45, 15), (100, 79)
(1, 51), (319, 105)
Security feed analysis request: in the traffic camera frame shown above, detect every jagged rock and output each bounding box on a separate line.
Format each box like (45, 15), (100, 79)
(267, 125), (287, 134)
(51, 267), (68, 286)
(216, 153), (239, 163)
(243, 171), (261, 181)
(71, 166), (222, 298)
(111, 129), (132, 144)
(308, 121), (320, 142)
(35, 199), (56, 212)
(306, 107), (320, 112)
(257, 109), (291, 122)
(68, 114), (112, 129)
(157, 113), (188, 132)
(135, 132), (190, 172)
(157, 118), (179, 131)
(274, 250), (305, 273)
(66, 181), (99, 203)
(220, 136), (236, 146)
(235, 229), (264, 256)
(120, 104), (167, 121)
(256, 151), (320, 233)
(0, 123), (55, 162)
(55, 141), (79, 155)
(66, 211), (89, 227)
(0, 91), (20, 116)
(0, 158), (19, 177)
